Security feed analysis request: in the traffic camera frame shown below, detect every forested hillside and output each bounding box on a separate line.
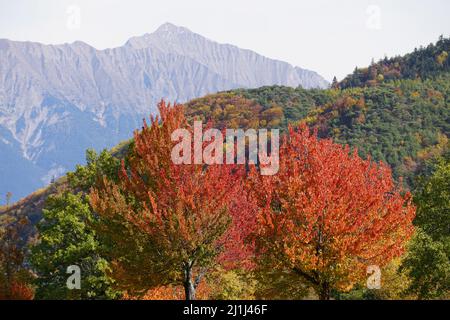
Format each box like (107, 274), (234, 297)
(338, 36), (449, 89)
(186, 75), (449, 187)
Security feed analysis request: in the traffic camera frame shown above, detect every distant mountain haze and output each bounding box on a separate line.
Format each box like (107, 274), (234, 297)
(0, 23), (328, 201)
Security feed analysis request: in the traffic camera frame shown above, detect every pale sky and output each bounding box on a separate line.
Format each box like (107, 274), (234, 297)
(0, 0), (449, 81)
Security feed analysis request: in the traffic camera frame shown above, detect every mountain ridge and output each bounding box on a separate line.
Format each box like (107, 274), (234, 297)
(0, 23), (328, 201)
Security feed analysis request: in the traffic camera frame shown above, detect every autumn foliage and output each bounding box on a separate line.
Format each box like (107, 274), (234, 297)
(0, 218), (34, 300)
(90, 101), (256, 300)
(0, 98), (420, 300)
(123, 282), (211, 300)
(0, 281), (34, 300)
(88, 100), (417, 300)
(248, 125), (416, 299)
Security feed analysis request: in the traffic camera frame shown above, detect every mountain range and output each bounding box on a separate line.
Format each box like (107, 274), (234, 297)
(0, 22), (328, 201)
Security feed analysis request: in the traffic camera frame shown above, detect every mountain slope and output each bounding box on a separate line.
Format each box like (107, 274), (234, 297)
(0, 23), (328, 201)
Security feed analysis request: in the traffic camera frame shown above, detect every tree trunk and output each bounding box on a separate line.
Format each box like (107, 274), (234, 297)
(183, 264), (196, 300)
(318, 282), (330, 300)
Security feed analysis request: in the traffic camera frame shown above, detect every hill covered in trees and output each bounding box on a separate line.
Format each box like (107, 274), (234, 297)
(186, 75), (449, 186)
(338, 36), (449, 89)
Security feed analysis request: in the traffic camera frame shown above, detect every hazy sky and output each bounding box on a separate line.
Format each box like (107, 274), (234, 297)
(1, 0), (449, 81)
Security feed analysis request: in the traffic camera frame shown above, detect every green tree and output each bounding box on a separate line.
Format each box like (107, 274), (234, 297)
(67, 149), (120, 192)
(30, 149), (121, 299)
(401, 158), (450, 299)
(401, 230), (450, 299)
(30, 192), (118, 299)
(414, 159), (450, 240)
(331, 76), (339, 89)
(5, 192), (12, 207)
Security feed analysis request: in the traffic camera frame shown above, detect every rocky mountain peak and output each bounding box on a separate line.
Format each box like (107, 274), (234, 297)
(0, 24), (328, 201)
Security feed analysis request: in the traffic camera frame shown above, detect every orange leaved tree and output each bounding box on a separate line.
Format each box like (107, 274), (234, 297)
(90, 101), (256, 300)
(248, 125), (415, 299)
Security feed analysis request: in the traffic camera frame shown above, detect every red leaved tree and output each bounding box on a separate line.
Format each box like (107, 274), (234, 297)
(0, 281), (34, 300)
(90, 101), (256, 300)
(248, 125), (415, 299)
(0, 218), (34, 300)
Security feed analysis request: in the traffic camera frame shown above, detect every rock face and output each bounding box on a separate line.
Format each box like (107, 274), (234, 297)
(0, 23), (328, 201)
